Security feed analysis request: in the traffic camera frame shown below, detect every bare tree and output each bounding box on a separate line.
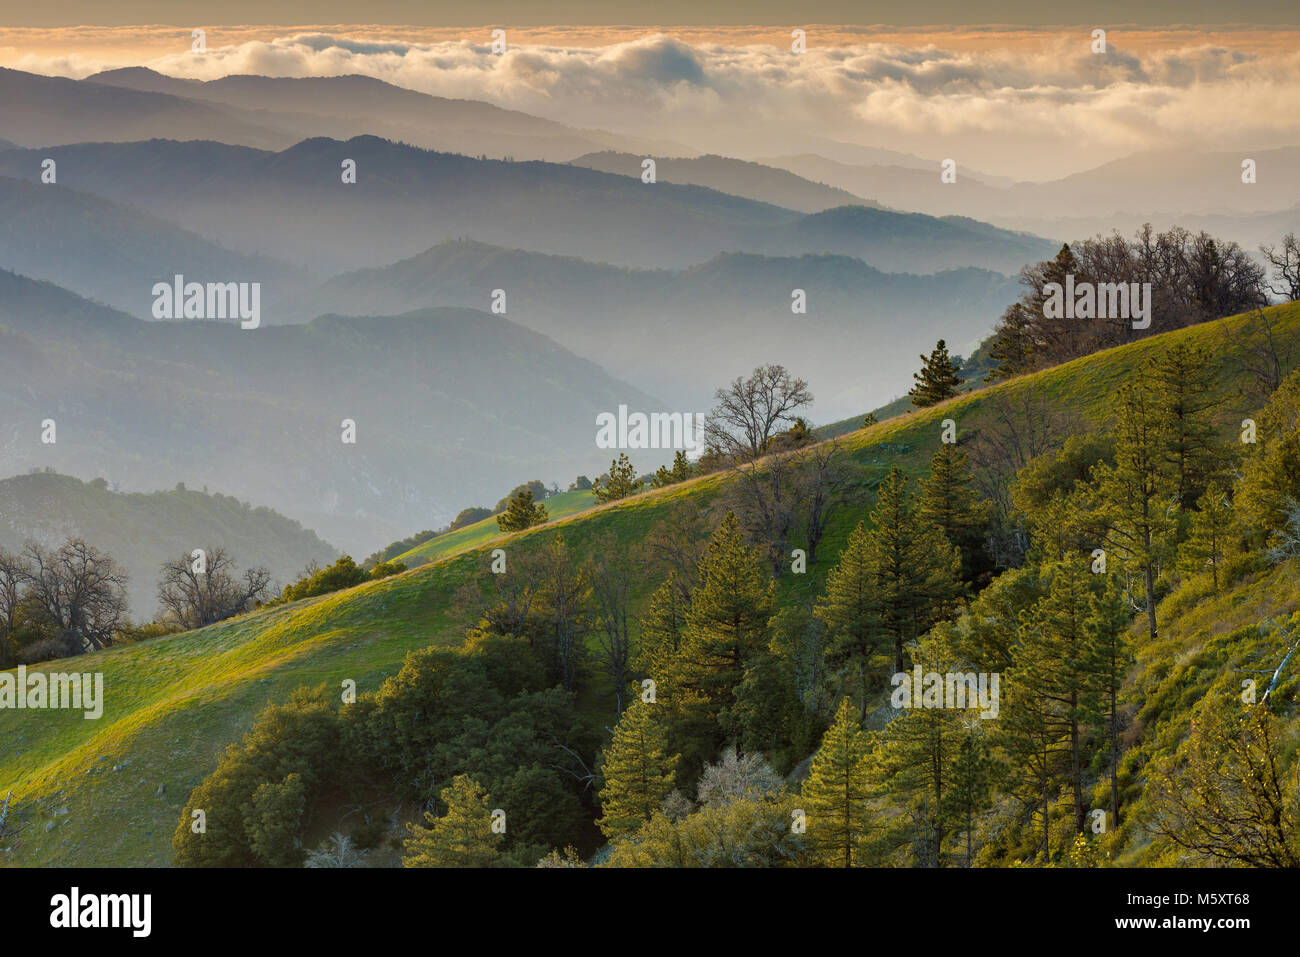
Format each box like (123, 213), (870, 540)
(797, 440), (850, 565)
(967, 387), (1080, 566)
(643, 502), (711, 600)
(705, 364), (813, 462)
(0, 549), (28, 668)
(587, 534), (636, 714)
(1261, 232), (1300, 302)
(156, 546), (272, 630)
(21, 539), (127, 654)
(537, 535), (588, 693)
(1147, 704), (1299, 867)
(1235, 306), (1295, 400)
(454, 548), (545, 637)
(724, 449), (802, 577)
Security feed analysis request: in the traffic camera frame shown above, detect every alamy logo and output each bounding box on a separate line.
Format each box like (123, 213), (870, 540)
(50, 887), (151, 937)
(1043, 274), (1151, 330)
(151, 274), (261, 329)
(596, 405), (705, 451)
(0, 665), (103, 719)
(891, 668), (1000, 719)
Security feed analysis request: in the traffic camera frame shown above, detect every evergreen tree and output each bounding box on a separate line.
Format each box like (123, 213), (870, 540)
(814, 521), (885, 718)
(802, 698), (874, 867)
(865, 466), (961, 672)
(1178, 481), (1235, 591)
(770, 604), (836, 734)
(1080, 571), (1131, 830)
(946, 723), (994, 868)
(1148, 344), (1221, 508)
(651, 451), (692, 488)
(663, 513), (775, 758)
(593, 453), (643, 502)
(879, 624), (986, 867)
(635, 574), (688, 681)
(1236, 368), (1300, 544)
(496, 489), (548, 532)
(731, 650), (802, 762)
(919, 443), (993, 587)
(1023, 558), (1102, 834)
(1094, 381), (1178, 642)
(1000, 651), (1069, 862)
(909, 339), (963, 407)
(596, 699), (680, 840)
(403, 775), (501, 868)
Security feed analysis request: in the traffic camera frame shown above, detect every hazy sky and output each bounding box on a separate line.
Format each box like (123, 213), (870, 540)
(3, 16), (1297, 179)
(2, 1), (1298, 27)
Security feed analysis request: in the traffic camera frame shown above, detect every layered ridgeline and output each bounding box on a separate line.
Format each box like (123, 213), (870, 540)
(0, 174), (310, 319)
(292, 239), (1021, 417)
(81, 68), (675, 162)
(763, 147), (1300, 252)
(0, 472), (337, 619)
(0, 270), (658, 553)
(0, 67), (669, 162)
(2, 301), (1296, 866)
(0, 136), (1054, 276)
(569, 150), (875, 213)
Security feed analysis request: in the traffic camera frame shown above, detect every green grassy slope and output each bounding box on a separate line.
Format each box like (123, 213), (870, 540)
(392, 490), (596, 567)
(2, 303), (1296, 866)
(1115, 558), (1300, 864)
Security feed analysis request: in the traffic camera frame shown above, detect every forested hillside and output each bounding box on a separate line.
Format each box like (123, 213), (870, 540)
(4, 302), (1298, 867)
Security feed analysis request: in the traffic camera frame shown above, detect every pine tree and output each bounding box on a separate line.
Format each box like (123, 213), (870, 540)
(1148, 344), (1221, 508)
(651, 451), (692, 488)
(946, 723), (993, 868)
(1178, 481), (1234, 591)
(593, 453), (643, 502)
(1094, 381), (1178, 642)
(496, 489), (548, 532)
(802, 698), (874, 867)
(909, 339), (963, 407)
(814, 521), (885, 718)
(919, 443), (993, 587)
(865, 466), (961, 672)
(1235, 369), (1300, 544)
(1023, 557), (1102, 834)
(596, 699), (680, 840)
(881, 696), (965, 866)
(663, 513), (775, 753)
(879, 624), (985, 867)
(1000, 652), (1069, 861)
(635, 573), (688, 680)
(1080, 571), (1130, 830)
(403, 775), (501, 868)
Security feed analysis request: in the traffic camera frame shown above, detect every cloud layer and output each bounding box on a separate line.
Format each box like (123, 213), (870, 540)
(3, 26), (1298, 177)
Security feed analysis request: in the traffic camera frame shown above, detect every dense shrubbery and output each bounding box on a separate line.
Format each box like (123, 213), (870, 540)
(277, 555), (405, 604)
(173, 632), (596, 867)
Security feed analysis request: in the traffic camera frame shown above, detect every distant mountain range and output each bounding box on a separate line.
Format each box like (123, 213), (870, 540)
(293, 239), (1021, 416)
(0, 270), (659, 555)
(0, 471), (337, 617)
(0, 174), (309, 318)
(0, 67), (685, 162)
(569, 150), (874, 213)
(0, 67), (291, 150)
(764, 148), (1300, 249)
(0, 135), (1054, 279)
